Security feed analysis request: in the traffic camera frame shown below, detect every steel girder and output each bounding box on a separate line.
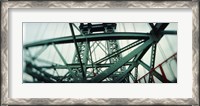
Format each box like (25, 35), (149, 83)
(148, 43), (157, 83)
(147, 23), (169, 82)
(95, 40), (145, 64)
(24, 32), (150, 48)
(89, 23), (170, 83)
(35, 62), (135, 69)
(110, 42), (152, 83)
(90, 39), (154, 82)
(69, 23), (86, 80)
(71, 24), (92, 82)
(111, 63), (137, 83)
(24, 30), (176, 48)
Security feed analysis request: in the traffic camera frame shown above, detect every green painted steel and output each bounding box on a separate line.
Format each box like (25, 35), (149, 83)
(90, 39), (154, 82)
(36, 62), (134, 69)
(24, 32), (150, 48)
(95, 40), (145, 64)
(148, 43), (157, 83)
(69, 23), (86, 80)
(160, 30), (177, 35)
(23, 23), (177, 83)
(111, 62), (137, 83)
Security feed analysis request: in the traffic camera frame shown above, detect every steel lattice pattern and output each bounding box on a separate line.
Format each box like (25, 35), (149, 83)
(23, 23), (177, 83)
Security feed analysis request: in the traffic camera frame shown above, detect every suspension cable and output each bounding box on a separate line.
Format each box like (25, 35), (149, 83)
(41, 23), (49, 40)
(165, 36), (175, 53)
(35, 23), (42, 41)
(158, 43), (167, 59)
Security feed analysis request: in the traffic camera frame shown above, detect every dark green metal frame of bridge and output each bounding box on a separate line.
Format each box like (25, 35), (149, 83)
(23, 23), (177, 83)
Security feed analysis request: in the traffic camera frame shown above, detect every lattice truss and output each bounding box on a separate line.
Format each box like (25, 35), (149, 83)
(23, 23), (177, 83)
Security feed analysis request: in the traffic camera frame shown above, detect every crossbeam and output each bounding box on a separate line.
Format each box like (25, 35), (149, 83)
(24, 32), (150, 48)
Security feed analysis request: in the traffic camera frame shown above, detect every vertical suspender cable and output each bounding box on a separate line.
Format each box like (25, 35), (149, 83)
(35, 23), (42, 41)
(52, 23), (59, 62)
(165, 36), (175, 53)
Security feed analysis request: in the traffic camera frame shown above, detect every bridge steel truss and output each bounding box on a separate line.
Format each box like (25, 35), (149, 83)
(23, 23), (177, 83)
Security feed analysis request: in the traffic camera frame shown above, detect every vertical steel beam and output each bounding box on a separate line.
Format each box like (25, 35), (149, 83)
(134, 66), (138, 83)
(147, 23), (169, 83)
(148, 43), (157, 83)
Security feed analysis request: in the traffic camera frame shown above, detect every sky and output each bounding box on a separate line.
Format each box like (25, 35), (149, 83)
(23, 23), (177, 83)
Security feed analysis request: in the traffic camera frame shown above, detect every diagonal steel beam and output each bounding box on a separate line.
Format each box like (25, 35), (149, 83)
(149, 23), (169, 32)
(111, 42), (151, 83)
(95, 40), (145, 64)
(90, 39), (154, 82)
(52, 43), (77, 81)
(52, 43), (72, 71)
(134, 45), (151, 61)
(149, 23), (155, 30)
(111, 62), (137, 83)
(69, 23), (86, 80)
(32, 45), (48, 60)
(154, 23), (169, 32)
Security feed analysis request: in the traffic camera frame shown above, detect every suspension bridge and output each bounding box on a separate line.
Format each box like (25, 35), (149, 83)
(23, 23), (177, 83)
